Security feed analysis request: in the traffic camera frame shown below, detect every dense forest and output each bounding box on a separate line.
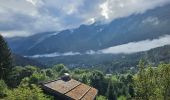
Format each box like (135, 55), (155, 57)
(1, 35), (170, 100)
(30, 44), (170, 74)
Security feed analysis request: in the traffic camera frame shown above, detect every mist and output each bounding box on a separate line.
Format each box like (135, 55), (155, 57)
(100, 35), (170, 54)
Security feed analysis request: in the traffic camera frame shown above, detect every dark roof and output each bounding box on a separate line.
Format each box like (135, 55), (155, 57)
(42, 79), (98, 100)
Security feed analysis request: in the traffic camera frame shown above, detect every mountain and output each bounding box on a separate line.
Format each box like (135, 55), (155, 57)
(7, 4), (170, 56)
(7, 31), (58, 54)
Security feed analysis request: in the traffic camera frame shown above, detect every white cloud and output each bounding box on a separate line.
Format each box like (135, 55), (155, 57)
(100, 35), (170, 54)
(0, 0), (38, 16)
(26, 0), (39, 6)
(26, 51), (81, 58)
(100, 1), (110, 19)
(0, 0), (170, 37)
(142, 16), (160, 25)
(62, 52), (81, 56)
(0, 0), (63, 37)
(86, 18), (96, 24)
(85, 50), (96, 55)
(0, 31), (31, 37)
(99, 0), (170, 22)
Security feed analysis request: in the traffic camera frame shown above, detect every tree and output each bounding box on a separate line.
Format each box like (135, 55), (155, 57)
(23, 72), (46, 85)
(8, 66), (38, 87)
(134, 60), (152, 100)
(106, 80), (116, 100)
(96, 95), (107, 100)
(0, 35), (13, 84)
(52, 64), (65, 72)
(128, 84), (134, 98)
(134, 62), (151, 99)
(81, 75), (89, 84)
(0, 80), (8, 98)
(118, 95), (126, 100)
(45, 69), (54, 78)
(157, 63), (170, 100)
(5, 84), (52, 100)
(90, 70), (106, 95)
(133, 61), (170, 99)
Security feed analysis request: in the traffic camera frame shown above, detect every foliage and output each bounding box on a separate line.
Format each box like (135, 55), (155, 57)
(20, 71), (47, 86)
(0, 35), (13, 85)
(89, 70), (107, 95)
(134, 62), (170, 100)
(8, 66), (39, 87)
(156, 63), (170, 100)
(118, 95), (126, 100)
(5, 84), (52, 100)
(45, 69), (54, 78)
(0, 62), (170, 100)
(96, 95), (107, 100)
(0, 80), (8, 98)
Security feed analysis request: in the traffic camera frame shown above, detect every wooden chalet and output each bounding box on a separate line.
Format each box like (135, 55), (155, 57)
(41, 74), (98, 100)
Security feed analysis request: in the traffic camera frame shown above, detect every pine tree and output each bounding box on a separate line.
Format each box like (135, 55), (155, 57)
(0, 35), (13, 83)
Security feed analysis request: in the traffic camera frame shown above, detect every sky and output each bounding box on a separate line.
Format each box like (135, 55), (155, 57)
(0, 0), (170, 37)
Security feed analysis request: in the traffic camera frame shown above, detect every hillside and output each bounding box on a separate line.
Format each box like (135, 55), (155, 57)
(29, 45), (170, 73)
(12, 54), (46, 68)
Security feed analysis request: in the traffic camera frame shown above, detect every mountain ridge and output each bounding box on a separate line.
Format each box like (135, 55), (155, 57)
(7, 4), (170, 56)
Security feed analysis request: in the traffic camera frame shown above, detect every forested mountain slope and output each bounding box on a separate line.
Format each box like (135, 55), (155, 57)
(7, 4), (170, 55)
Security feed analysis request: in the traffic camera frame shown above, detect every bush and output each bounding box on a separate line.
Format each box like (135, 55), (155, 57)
(96, 95), (107, 100)
(5, 84), (52, 100)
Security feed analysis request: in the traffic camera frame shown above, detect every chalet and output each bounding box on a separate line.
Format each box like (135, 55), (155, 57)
(41, 74), (98, 100)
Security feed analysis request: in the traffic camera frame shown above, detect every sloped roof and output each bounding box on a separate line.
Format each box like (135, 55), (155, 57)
(42, 79), (98, 100)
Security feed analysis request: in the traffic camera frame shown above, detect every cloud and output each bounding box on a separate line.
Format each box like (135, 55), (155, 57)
(85, 50), (97, 55)
(0, 0), (170, 37)
(26, 51), (81, 58)
(100, 35), (170, 54)
(26, 0), (40, 6)
(142, 16), (160, 25)
(99, 0), (170, 22)
(0, 0), (63, 37)
(26, 50), (96, 58)
(0, 31), (31, 38)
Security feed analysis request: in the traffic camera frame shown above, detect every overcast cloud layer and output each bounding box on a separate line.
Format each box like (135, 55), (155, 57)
(0, 0), (170, 37)
(27, 35), (170, 58)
